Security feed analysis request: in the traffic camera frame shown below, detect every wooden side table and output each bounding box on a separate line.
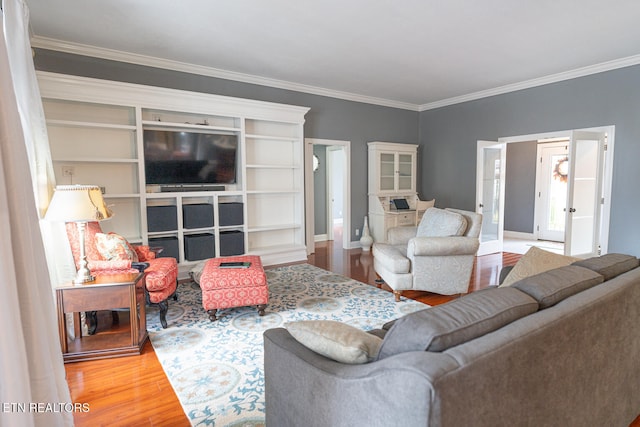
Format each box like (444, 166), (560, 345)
(56, 272), (148, 363)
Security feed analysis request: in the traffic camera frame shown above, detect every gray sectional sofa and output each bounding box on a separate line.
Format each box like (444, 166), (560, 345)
(263, 254), (640, 426)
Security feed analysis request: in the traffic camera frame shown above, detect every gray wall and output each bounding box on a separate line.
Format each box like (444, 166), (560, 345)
(34, 49), (419, 243)
(419, 64), (640, 256)
(504, 141), (537, 233)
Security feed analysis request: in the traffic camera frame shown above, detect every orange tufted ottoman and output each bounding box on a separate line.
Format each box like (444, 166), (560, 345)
(200, 255), (268, 321)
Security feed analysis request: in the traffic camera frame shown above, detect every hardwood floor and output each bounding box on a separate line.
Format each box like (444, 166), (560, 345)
(63, 238), (640, 426)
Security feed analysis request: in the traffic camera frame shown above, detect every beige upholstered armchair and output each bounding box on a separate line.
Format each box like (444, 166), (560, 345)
(373, 208), (482, 301)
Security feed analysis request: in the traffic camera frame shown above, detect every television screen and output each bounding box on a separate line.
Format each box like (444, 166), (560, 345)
(143, 129), (238, 185)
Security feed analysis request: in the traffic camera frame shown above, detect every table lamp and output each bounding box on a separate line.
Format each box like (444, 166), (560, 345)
(45, 185), (113, 283)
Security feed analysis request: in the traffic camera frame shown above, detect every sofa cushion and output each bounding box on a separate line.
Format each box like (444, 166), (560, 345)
(571, 253), (640, 281)
(512, 265), (604, 309)
(285, 320), (383, 364)
(500, 246), (579, 287)
(417, 208), (467, 238)
(376, 287), (538, 360)
(367, 328), (387, 339)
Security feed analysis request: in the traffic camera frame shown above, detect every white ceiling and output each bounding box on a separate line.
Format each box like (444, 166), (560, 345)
(26, 0), (640, 110)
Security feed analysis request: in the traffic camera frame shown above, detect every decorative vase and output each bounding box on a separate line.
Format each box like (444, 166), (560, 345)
(360, 216), (373, 251)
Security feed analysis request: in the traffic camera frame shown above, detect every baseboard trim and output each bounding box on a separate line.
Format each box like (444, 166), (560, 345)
(504, 231), (536, 240)
(349, 240), (362, 250)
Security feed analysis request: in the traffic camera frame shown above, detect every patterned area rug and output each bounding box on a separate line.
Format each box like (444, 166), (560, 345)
(146, 263), (428, 426)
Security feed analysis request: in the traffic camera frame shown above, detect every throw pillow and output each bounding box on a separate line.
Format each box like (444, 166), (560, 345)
(499, 246), (579, 287)
(416, 207), (467, 238)
(376, 287), (539, 360)
(285, 320), (383, 364)
(95, 232), (139, 262)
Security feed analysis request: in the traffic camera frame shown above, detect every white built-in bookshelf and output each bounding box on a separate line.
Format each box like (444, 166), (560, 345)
(38, 72), (309, 277)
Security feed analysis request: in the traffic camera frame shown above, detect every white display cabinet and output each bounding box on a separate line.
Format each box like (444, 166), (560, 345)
(367, 142), (419, 243)
(39, 72), (309, 276)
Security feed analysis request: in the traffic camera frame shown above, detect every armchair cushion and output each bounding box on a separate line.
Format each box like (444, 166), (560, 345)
(408, 236), (480, 257)
(95, 232), (139, 262)
(88, 259), (135, 272)
(372, 243), (410, 274)
(416, 208), (467, 238)
(285, 320), (383, 364)
(387, 226), (418, 245)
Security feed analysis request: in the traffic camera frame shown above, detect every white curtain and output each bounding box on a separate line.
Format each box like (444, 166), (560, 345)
(2, 0), (74, 287)
(1, 1), (73, 426)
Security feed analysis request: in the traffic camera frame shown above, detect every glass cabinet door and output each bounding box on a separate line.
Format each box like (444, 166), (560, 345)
(397, 153), (414, 191)
(379, 152), (395, 191)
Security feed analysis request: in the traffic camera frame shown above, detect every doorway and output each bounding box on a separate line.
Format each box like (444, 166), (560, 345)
(326, 146), (345, 241)
(304, 138), (351, 254)
(476, 126), (614, 258)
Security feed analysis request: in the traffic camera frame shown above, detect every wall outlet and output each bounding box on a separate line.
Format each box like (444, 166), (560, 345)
(61, 166), (74, 177)
(355, 228), (360, 236)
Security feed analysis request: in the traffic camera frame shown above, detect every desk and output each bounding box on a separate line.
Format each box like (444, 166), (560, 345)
(387, 209), (419, 228)
(370, 209), (428, 243)
(56, 272), (147, 363)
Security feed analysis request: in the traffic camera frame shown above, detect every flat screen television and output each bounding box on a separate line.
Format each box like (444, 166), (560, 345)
(143, 129), (238, 186)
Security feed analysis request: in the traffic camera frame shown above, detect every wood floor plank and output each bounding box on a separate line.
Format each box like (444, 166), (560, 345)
(65, 340), (189, 426)
(63, 241), (640, 426)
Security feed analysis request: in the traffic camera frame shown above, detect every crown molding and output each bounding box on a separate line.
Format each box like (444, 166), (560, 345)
(31, 36), (640, 113)
(418, 54), (640, 111)
(36, 71), (310, 123)
(30, 36), (420, 112)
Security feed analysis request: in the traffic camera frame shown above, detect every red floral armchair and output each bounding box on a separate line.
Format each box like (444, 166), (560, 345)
(65, 222), (178, 328)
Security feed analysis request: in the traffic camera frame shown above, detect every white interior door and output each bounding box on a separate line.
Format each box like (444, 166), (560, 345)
(498, 125), (614, 257)
(535, 142), (569, 242)
(565, 131), (605, 257)
(476, 141), (506, 255)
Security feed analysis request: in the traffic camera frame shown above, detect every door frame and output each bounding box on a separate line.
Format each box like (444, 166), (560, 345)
(498, 125), (614, 255)
(304, 138), (351, 254)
